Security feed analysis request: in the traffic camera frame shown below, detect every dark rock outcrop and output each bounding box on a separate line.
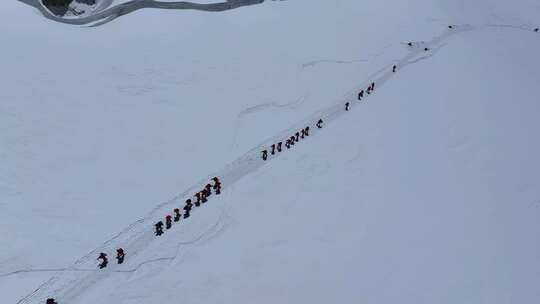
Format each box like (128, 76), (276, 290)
(20, 0), (265, 26)
(42, 0), (97, 16)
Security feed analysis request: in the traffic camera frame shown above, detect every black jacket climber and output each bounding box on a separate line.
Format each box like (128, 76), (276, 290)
(174, 208), (181, 222)
(98, 253), (108, 269)
(165, 215), (173, 229)
(155, 221), (164, 236)
(116, 248), (125, 264)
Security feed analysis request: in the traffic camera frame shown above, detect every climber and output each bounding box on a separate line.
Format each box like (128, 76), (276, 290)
(116, 248), (125, 265)
(194, 192), (202, 207)
(212, 177), (222, 195)
(97, 252), (108, 269)
(371, 82), (375, 91)
(213, 182), (222, 195)
(184, 199), (193, 218)
(262, 149), (268, 161)
(174, 208), (181, 222)
(202, 188), (209, 203)
(186, 199), (194, 209)
(46, 298), (58, 304)
(285, 139), (291, 149)
(165, 215), (172, 229)
(155, 221), (164, 236)
(196, 192), (204, 206)
(271, 144), (276, 155)
(277, 142), (282, 152)
(316, 119), (324, 129)
(358, 90), (364, 100)
(535, 28), (539, 32)
(345, 102), (350, 111)
(295, 132), (300, 142)
(205, 184), (213, 198)
(393, 65), (397, 73)
(304, 126), (310, 136)
(290, 135), (296, 146)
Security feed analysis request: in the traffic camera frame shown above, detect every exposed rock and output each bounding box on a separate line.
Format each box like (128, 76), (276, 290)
(42, 0), (96, 17)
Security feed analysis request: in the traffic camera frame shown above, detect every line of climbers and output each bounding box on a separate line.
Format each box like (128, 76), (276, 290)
(42, 24), (540, 304)
(406, 41), (431, 52)
(97, 177), (223, 267)
(46, 24), (537, 304)
(96, 248), (125, 269)
(357, 81), (376, 102)
(43, 34), (409, 304)
(261, 78), (383, 160)
(261, 121), (324, 161)
(94, 177), (223, 270)
(45, 178), (224, 303)
(155, 177), (222, 236)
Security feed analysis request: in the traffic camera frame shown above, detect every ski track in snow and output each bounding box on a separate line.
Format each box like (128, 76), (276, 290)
(301, 43), (393, 69)
(301, 59), (368, 69)
(237, 96), (307, 118)
(14, 23), (540, 304)
(231, 96), (307, 149)
(1, 212), (230, 279)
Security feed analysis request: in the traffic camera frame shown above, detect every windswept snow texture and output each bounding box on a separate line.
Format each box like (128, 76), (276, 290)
(2, 0), (540, 303)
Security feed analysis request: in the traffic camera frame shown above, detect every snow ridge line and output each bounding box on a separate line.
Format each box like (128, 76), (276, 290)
(16, 23), (538, 304)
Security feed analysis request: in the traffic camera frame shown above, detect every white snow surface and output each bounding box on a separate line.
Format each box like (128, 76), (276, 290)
(1, 0), (540, 303)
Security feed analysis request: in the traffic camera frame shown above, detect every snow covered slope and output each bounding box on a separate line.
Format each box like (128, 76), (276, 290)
(1, 0), (540, 303)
